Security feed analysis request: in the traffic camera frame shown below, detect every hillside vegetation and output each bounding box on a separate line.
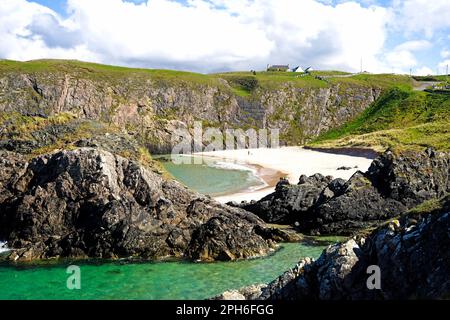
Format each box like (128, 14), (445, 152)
(308, 87), (450, 152)
(1, 59), (413, 92)
(0, 59), (422, 153)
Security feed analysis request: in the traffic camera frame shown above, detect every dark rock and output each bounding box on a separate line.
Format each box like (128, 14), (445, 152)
(237, 175), (332, 224)
(215, 196), (450, 300)
(337, 166), (352, 170)
(239, 148), (450, 235)
(256, 196), (450, 300)
(211, 284), (267, 300)
(0, 148), (280, 262)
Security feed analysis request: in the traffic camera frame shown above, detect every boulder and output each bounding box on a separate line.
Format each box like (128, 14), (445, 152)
(211, 284), (267, 300)
(259, 196), (450, 300)
(234, 148), (450, 235)
(237, 174), (333, 224)
(0, 148), (280, 262)
(217, 196), (450, 300)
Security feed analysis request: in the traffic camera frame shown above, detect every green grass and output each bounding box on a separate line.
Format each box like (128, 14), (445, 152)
(215, 71), (329, 90)
(0, 112), (76, 139)
(407, 194), (449, 216)
(328, 73), (413, 90)
(310, 70), (352, 76)
(412, 75), (449, 82)
(308, 87), (450, 152)
(1, 59), (415, 95)
(0, 59), (221, 86)
(216, 71), (413, 91)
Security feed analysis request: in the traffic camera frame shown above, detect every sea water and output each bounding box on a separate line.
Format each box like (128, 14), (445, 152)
(0, 240), (341, 300)
(157, 155), (264, 196)
(0, 155), (343, 300)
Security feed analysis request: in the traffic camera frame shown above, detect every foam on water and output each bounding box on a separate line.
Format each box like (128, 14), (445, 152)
(210, 161), (254, 172)
(158, 155), (265, 196)
(0, 241), (9, 254)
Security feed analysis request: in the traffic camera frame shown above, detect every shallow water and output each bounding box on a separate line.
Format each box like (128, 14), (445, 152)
(0, 156), (345, 300)
(0, 241), (339, 300)
(157, 155), (263, 196)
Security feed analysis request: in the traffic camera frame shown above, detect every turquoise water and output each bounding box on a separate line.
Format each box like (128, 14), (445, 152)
(0, 241), (334, 300)
(0, 157), (343, 300)
(157, 155), (263, 196)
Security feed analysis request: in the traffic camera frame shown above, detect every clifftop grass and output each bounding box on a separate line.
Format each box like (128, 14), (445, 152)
(308, 87), (450, 152)
(0, 59), (222, 87)
(1, 59), (413, 93)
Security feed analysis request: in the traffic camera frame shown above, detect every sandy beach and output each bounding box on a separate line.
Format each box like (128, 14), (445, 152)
(196, 146), (375, 203)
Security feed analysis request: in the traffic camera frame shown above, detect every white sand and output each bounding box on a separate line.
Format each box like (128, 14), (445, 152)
(196, 147), (374, 203)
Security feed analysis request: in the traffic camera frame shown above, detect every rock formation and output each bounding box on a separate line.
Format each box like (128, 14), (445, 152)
(0, 62), (382, 152)
(234, 148), (450, 235)
(217, 195), (450, 299)
(0, 147), (286, 262)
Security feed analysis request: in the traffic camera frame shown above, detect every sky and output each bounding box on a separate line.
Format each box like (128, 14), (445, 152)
(0, 0), (449, 75)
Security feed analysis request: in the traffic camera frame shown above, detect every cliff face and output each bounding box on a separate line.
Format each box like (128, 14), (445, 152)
(0, 61), (381, 153)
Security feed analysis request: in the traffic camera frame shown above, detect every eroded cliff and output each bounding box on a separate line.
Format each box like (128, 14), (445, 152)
(0, 60), (402, 153)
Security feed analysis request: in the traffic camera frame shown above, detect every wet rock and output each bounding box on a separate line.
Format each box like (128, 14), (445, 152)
(258, 197), (450, 300)
(236, 175), (333, 224)
(238, 148), (450, 235)
(0, 148), (280, 262)
(218, 196), (449, 300)
(212, 284), (267, 300)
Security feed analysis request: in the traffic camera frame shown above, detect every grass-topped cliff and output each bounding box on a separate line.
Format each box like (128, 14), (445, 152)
(308, 87), (450, 152)
(0, 59), (422, 154)
(1, 59), (412, 88)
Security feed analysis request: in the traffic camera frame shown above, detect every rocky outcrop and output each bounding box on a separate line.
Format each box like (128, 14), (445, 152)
(0, 147), (282, 262)
(259, 197), (450, 300)
(218, 196), (450, 300)
(0, 62), (382, 152)
(211, 284), (267, 300)
(237, 175), (333, 224)
(235, 148), (450, 235)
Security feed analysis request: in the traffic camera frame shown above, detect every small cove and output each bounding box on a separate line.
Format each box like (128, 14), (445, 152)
(0, 239), (342, 300)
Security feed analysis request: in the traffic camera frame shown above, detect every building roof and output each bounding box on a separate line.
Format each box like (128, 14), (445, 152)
(268, 64), (289, 69)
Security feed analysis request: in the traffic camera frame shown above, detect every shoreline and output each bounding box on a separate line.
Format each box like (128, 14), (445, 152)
(196, 146), (375, 203)
(214, 163), (286, 203)
(302, 146), (379, 159)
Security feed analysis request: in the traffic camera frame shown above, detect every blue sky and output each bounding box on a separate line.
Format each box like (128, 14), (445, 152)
(1, 0), (449, 74)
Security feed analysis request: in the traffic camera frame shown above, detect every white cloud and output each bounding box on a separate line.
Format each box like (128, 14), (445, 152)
(438, 59), (450, 69)
(391, 0), (450, 37)
(0, 0), (393, 72)
(0, 0), (99, 62)
(441, 49), (450, 58)
(415, 66), (433, 76)
(381, 39), (433, 73)
(0, 0), (446, 74)
(385, 50), (417, 69)
(394, 40), (432, 52)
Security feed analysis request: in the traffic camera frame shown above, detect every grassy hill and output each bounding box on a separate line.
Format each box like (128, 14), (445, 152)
(214, 70), (412, 96)
(2, 59), (431, 153)
(308, 87), (450, 152)
(1, 59), (413, 94)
